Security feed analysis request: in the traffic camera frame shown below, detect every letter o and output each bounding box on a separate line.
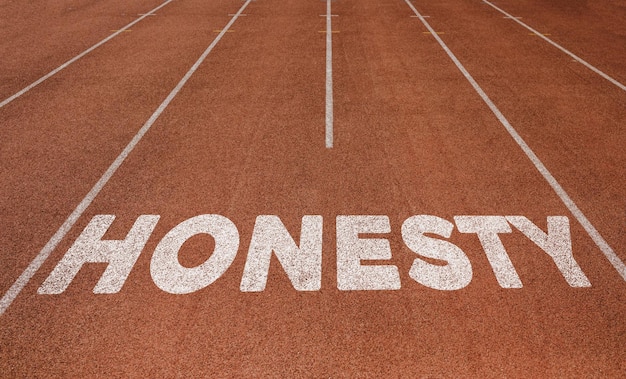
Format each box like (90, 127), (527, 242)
(151, 215), (239, 294)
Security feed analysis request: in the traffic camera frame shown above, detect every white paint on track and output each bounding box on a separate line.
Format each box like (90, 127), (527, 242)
(402, 0), (626, 281)
(483, 0), (626, 92)
(0, 0), (254, 316)
(0, 0), (175, 109)
(325, 0), (334, 148)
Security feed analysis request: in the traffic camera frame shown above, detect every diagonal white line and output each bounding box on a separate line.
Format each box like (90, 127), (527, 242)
(0, 0), (254, 316)
(0, 0), (175, 109)
(325, 0), (334, 149)
(483, 0), (626, 92)
(402, 0), (626, 281)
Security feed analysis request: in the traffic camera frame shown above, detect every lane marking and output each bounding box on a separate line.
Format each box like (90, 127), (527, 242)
(423, 31), (444, 35)
(402, 0), (626, 281)
(325, 0), (334, 148)
(228, 14), (247, 16)
(0, 0), (176, 110)
(214, 30), (236, 32)
(411, 15), (430, 18)
(0, 0), (255, 316)
(483, 0), (626, 92)
(111, 30), (133, 32)
(503, 16), (522, 19)
(138, 13), (157, 16)
(528, 32), (551, 36)
(319, 30), (340, 33)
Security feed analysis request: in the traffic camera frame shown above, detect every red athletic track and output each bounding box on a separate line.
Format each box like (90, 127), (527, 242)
(1, 0), (624, 376)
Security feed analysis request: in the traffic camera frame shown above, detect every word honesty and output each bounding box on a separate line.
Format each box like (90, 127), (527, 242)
(39, 214), (592, 295)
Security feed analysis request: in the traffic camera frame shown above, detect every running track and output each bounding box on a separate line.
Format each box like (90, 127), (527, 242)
(1, 0), (625, 376)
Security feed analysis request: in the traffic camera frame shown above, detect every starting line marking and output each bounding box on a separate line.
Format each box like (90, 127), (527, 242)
(325, 0), (334, 149)
(0, 0), (176, 109)
(0, 0), (255, 316)
(483, 0), (626, 92)
(402, 0), (626, 281)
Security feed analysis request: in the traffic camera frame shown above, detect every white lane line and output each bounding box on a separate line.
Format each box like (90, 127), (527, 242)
(0, 0), (175, 110)
(402, 0), (626, 281)
(325, 0), (334, 148)
(0, 0), (254, 316)
(483, 0), (626, 92)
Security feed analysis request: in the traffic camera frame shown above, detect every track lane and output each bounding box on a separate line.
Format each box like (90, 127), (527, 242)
(2, 0), (624, 376)
(0, 0), (248, 295)
(0, 0), (170, 101)
(330, 2), (624, 372)
(2, 0), (329, 375)
(481, 0), (626, 87)
(403, 0), (626, 269)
